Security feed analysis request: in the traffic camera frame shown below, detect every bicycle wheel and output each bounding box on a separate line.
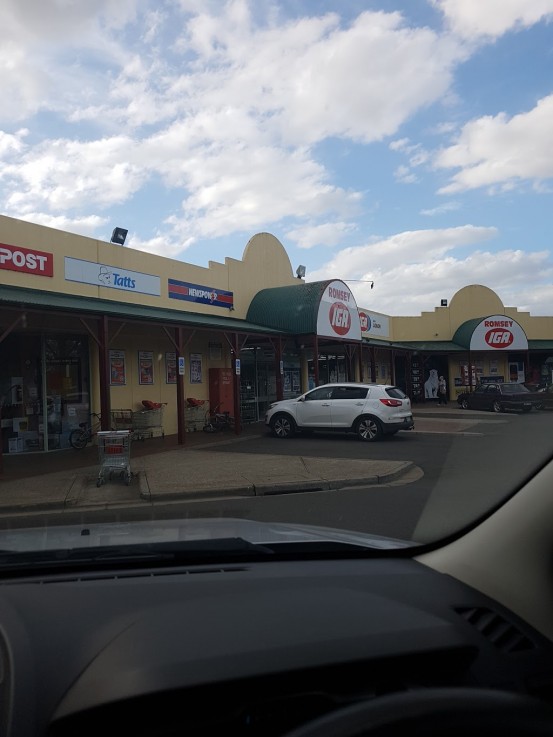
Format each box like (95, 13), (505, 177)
(69, 428), (89, 449)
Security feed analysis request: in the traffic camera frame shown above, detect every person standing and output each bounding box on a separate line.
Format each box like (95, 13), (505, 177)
(438, 375), (448, 405)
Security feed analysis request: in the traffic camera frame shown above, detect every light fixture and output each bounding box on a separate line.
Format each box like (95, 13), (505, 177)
(110, 227), (128, 246)
(296, 265), (306, 279)
(441, 299), (448, 307)
(344, 279), (374, 289)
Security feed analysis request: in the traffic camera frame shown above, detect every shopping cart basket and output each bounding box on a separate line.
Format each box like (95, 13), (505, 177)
(97, 430), (132, 487)
(132, 405), (164, 440)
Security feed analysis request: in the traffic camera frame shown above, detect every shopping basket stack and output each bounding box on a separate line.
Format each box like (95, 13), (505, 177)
(96, 430), (132, 487)
(131, 404), (165, 440)
(185, 397), (206, 431)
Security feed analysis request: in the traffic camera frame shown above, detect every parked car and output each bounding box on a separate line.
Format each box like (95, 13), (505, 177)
(524, 383), (553, 410)
(457, 382), (540, 413)
(265, 383), (414, 441)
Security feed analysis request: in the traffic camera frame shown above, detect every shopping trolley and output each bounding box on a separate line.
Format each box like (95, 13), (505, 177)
(96, 430), (132, 487)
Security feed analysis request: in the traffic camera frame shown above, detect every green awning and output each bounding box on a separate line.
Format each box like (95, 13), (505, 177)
(247, 281), (332, 334)
(396, 341), (466, 352)
(452, 319), (482, 348)
(0, 284), (285, 335)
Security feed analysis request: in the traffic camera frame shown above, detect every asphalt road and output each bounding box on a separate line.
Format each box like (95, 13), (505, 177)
(9, 409), (553, 544)
(185, 409), (553, 542)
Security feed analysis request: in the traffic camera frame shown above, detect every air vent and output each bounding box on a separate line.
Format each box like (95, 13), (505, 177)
(455, 606), (535, 653)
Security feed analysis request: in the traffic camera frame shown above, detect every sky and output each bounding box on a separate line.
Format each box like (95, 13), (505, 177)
(1, 0), (553, 316)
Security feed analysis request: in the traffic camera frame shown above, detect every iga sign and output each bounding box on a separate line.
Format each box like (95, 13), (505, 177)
(316, 280), (361, 340)
(358, 309), (389, 338)
(65, 257), (161, 296)
(469, 315), (528, 351)
(0, 243), (53, 277)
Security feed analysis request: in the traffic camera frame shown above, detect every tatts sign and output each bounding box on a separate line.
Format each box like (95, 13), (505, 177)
(469, 315), (528, 351)
(316, 281), (361, 340)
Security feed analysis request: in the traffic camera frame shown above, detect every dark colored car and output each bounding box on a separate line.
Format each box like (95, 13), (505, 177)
(525, 384), (553, 410)
(457, 382), (540, 413)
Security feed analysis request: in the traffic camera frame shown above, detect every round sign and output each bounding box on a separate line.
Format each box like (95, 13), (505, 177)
(485, 328), (514, 348)
(359, 311), (371, 332)
(329, 302), (351, 336)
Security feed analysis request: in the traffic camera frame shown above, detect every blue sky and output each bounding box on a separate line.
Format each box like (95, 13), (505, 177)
(1, 0), (553, 315)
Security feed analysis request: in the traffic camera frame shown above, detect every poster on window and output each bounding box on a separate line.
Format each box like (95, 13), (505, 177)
(138, 351), (154, 385)
(109, 350), (126, 386)
(190, 353), (202, 384)
(165, 352), (177, 384)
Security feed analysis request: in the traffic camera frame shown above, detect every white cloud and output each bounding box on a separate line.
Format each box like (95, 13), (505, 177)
(435, 95), (553, 193)
(285, 222), (357, 249)
(432, 0), (553, 39)
(420, 201), (461, 216)
(14, 212), (108, 237)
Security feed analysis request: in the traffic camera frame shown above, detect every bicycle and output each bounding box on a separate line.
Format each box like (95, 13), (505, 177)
(69, 412), (102, 449)
(202, 404), (235, 433)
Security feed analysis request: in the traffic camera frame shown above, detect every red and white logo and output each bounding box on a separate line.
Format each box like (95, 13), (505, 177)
(359, 311), (368, 332)
(0, 243), (53, 277)
(485, 329), (513, 348)
(329, 302), (350, 336)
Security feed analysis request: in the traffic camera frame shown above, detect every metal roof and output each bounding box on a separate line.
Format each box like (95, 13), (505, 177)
(0, 284), (285, 335)
(246, 281), (332, 334)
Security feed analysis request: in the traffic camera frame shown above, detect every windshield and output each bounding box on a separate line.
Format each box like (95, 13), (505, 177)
(0, 0), (552, 560)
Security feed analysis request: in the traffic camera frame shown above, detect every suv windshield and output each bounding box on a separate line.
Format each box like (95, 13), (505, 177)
(0, 0), (551, 558)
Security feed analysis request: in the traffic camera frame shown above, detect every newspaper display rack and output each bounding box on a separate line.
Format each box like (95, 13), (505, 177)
(97, 430), (132, 487)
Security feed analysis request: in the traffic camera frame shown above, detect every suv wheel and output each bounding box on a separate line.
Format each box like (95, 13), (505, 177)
(271, 414), (296, 438)
(356, 416), (382, 442)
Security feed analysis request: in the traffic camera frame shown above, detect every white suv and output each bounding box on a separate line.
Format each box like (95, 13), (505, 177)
(265, 383), (414, 441)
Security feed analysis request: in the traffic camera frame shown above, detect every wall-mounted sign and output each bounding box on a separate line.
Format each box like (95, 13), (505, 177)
(469, 315), (528, 351)
(235, 358), (241, 376)
(109, 350), (126, 386)
(168, 279), (234, 308)
(0, 243), (53, 277)
(316, 281), (361, 340)
(165, 353), (177, 384)
(358, 309), (390, 338)
(138, 351), (154, 385)
(178, 357), (185, 376)
(65, 257), (161, 296)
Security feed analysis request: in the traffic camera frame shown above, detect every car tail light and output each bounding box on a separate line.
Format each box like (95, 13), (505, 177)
(380, 398), (403, 407)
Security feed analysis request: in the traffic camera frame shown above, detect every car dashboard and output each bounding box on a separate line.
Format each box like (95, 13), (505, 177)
(0, 556), (552, 737)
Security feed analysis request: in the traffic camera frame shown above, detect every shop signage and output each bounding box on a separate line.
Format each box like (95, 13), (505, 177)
(168, 279), (234, 308)
(65, 257), (161, 296)
(316, 280), (361, 340)
(0, 243), (53, 277)
(358, 310), (390, 338)
(469, 315), (528, 351)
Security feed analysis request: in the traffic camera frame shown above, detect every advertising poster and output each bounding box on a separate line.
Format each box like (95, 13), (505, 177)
(138, 351), (154, 385)
(190, 353), (202, 384)
(165, 353), (177, 384)
(109, 350), (126, 386)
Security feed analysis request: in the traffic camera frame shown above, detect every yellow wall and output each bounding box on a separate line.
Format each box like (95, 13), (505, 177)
(0, 216), (298, 319)
(387, 284), (553, 340)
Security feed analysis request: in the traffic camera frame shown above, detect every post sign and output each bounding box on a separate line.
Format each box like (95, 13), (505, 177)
(0, 243), (53, 277)
(235, 359), (241, 376)
(178, 357), (185, 375)
(316, 281), (361, 340)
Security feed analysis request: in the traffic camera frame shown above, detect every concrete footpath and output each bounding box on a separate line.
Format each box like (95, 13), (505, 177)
(0, 407), (484, 514)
